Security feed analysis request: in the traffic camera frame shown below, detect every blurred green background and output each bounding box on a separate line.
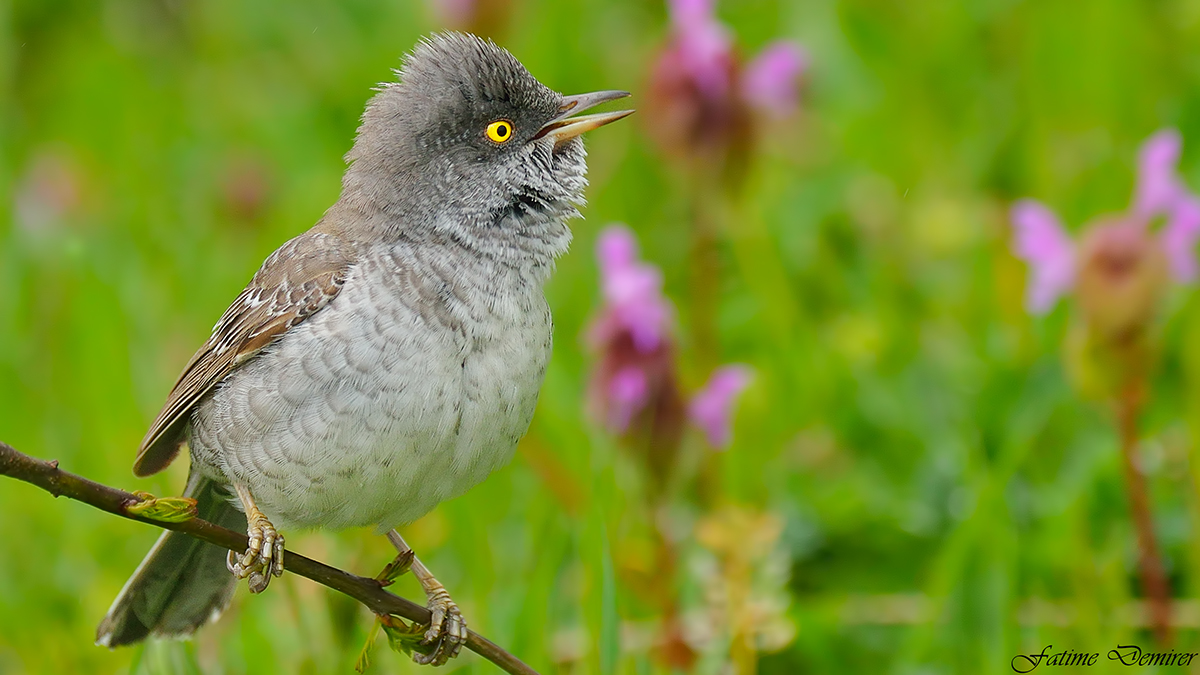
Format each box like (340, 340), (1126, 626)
(5, 0), (1200, 673)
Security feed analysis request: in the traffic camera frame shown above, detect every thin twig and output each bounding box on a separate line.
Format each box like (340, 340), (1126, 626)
(0, 440), (539, 675)
(1115, 383), (1172, 645)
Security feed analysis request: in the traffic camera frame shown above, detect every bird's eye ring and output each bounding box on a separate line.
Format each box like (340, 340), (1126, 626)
(486, 120), (514, 143)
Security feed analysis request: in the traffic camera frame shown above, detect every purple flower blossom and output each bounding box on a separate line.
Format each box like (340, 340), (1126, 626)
(606, 366), (651, 433)
(1074, 218), (1166, 339)
(741, 42), (808, 118)
(592, 225), (673, 352)
(1162, 195), (1200, 281)
(689, 366), (752, 449)
(1129, 128), (1200, 281)
(1135, 129), (1186, 218)
(586, 226), (751, 452)
(586, 225), (681, 439)
(647, 0), (806, 167)
(1010, 199), (1076, 313)
(1012, 129), (1200, 315)
(667, 0), (734, 100)
(1131, 130), (1200, 282)
(662, 0), (805, 111)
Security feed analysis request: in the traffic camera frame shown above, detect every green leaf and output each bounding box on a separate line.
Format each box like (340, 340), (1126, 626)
(375, 550), (414, 586)
(354, 617), (381, 674)
(124, 492), (198, 523)
(600, 524), (619, 675)
(380, 615), (432, 658)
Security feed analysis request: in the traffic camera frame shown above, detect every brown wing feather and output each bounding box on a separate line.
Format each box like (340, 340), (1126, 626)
(132, 231), (357, 477)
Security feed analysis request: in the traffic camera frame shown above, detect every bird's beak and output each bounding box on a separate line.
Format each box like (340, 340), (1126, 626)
(535, 90), (634, 144)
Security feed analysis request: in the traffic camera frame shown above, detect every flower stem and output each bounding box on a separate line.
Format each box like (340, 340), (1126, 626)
(688, 183), (722, 371)
(1116, 381), (1172, 645)
(650, 515), (697, 670)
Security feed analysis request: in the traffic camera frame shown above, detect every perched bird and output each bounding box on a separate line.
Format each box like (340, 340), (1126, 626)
(96, 32), (632, 665)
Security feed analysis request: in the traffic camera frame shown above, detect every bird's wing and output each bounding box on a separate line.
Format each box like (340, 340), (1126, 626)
(133, 231), (358, 477)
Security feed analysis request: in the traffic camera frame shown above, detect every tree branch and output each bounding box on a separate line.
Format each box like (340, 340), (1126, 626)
(0, 440), (540, 675)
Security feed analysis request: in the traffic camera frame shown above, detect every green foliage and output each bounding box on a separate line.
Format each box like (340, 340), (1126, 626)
(377, 551), (416, 587)
(3, 0), (1200, 673)
(124, 491), (198, 524)
(380, 616), (431, 661)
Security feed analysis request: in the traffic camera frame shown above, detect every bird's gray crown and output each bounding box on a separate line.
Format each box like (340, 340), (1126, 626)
(336, 32), (589, 272)
(393, 32), (562, 146)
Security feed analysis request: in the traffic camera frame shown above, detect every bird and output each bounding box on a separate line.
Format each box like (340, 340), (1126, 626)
(96, 31), (632, 666)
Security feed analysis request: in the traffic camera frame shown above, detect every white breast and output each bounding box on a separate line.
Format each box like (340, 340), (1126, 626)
(190, 245), (552, 532)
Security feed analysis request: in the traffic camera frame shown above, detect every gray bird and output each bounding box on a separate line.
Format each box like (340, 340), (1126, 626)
(96, 32), (631, 665)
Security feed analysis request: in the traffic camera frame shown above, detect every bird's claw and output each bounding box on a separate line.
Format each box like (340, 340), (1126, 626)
(412, 587), (466, 666)
(225, 516), (285, 593)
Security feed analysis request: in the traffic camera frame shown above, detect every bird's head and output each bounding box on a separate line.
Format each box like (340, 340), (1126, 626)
(340, 32), (632, 258)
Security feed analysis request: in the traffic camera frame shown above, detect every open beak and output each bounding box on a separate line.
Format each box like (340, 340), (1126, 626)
(534, 90), (634, 144)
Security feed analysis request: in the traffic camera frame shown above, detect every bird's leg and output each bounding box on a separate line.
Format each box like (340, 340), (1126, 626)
(224, 483), (285, 593)
(385, 529), (467, 666)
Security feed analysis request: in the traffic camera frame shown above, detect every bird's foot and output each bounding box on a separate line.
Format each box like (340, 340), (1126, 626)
(412, 585), (467, 666)
(225, 511), (285, 593)
(383, 529), (467, 666)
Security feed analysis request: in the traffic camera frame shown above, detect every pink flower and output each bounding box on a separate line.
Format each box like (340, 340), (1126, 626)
(646, 0), (806, 168)
(741, 42), (808, 118)
(606, 366), (651, 433)
(1075, 218), (1167, 339)
(1132, 129), (1200, 282)
(1162, 195), (1200, 282)
(592, 225), (673, 353)
(667, 0), (734, 100)
(1134, 129), (1186, 218)
(689, 366), (752, 449)
(1010, 199), (1076, 313)
(586, 226), (681, 439)
(1011, 130), (1200, 320)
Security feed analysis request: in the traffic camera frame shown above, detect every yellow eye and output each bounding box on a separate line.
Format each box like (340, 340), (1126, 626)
(486, 120), (513, 143)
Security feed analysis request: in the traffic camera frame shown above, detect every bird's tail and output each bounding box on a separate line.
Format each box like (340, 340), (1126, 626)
(96, 470), (246, 647)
